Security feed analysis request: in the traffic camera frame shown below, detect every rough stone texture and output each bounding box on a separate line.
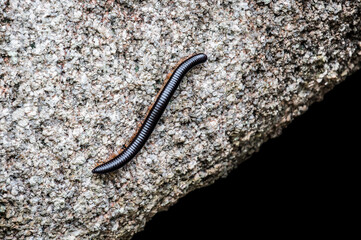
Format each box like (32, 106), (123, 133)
(1, 0), (360, 239)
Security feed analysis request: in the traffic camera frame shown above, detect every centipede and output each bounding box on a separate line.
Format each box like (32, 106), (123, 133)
(92, 53), (208, 174)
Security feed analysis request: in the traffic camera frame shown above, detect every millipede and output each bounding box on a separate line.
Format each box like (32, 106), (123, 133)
(92, 53), (208, 174)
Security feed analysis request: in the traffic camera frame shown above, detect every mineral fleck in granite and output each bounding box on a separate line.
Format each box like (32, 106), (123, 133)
(1, 0), (361, 239)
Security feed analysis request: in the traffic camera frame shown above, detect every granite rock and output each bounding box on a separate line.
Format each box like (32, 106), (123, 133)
(1, 0), (361, 239)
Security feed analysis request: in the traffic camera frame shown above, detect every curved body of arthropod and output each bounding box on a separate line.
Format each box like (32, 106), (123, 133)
(92, 53), (208, 174)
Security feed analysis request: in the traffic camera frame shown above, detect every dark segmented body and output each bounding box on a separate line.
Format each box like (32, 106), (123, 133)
(92, 53), (207, 174)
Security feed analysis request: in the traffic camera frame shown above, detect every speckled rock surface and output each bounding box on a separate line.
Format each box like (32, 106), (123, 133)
(1, 0), (360, 239)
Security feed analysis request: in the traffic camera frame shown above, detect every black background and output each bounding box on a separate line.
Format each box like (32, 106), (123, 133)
(133, 69), (360, 239)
